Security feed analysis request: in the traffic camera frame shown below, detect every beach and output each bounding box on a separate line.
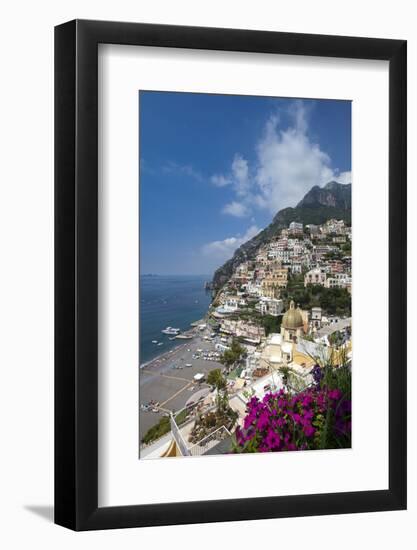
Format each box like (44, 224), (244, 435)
(140, 274), (212, 364)
(139, 274), (219, 436)
(139, 327), (223, 436)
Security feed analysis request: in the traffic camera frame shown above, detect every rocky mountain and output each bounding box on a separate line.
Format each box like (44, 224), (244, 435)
(211, 181), (351, 290)
(296, 181), (351, 210)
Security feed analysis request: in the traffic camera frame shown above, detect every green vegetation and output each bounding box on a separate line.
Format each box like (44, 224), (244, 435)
(341, 242), (352, 254)
(281, 274), (351, 316)
(321, 365), (351, 400)
(207, 368), (226, 389)
(212, 188), (351, 291)
(232, 309), (281, 336)
(141, 416), (170, 445)
(220, 339), (245, 371)
(234, 361), (351, 453)
(228, 366), (244, 380)
(285, 273), (305, 294)
(328, 330), (344, 347)
(275, 205), (351, 228)
(278, 366), (291, 387)
(189, 368), (238, 445)
(206, 368), (230, 412)
(259, 314), (282, 335)
(174, 408), (188, 427)
(324, 250), (342, 261)
(141, 407), (193, 445)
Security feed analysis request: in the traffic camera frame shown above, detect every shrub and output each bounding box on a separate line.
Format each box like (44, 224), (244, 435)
(141, 416), (170, 445)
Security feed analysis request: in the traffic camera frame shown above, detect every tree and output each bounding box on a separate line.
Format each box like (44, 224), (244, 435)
(207, 368), (226, 390)
(260, 314), (281, 336)
(341, 242), (352, 254)
(220, 349), (237, 371)
(207, 368), (230, 413)
(220, 338), (245, 373)
(328, 330), (344, 347)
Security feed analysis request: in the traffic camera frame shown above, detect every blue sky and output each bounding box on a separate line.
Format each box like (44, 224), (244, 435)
(139, 92), (351, 276)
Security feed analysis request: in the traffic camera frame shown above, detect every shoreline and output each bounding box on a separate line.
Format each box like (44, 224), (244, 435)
(140, 308), (211, 369)
(139, 317), (210, 371)
(139, 274), (213, 366)
(140, 340), (191, 371)
(139, 320), (223, 435)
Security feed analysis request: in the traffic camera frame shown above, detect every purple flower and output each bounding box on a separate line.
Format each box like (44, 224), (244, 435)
(328, 389), (342, 401)
(265, 429), (281, 450)
(257, 411), (270, 431)
(277, 417), (285, 428)
(303, 424), (315, 437)
(292, 413), (302, 424)
(235, 385), (351, 454)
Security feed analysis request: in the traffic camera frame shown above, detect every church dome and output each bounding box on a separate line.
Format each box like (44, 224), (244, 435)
(282, 300), (304, 329)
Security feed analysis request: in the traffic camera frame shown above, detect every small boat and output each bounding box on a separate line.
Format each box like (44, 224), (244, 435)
(161, 326), (181, 335)
(157, 342), (163, 346)
(152, 340), (158, 344)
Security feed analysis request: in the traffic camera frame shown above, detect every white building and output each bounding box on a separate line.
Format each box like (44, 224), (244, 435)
(324, 273), (351, 289)
(311, 306), (322, 329)
(216, 297), (239, 314)
(290, 261), (302, 274)
(304, 268), (327, 287)
(288, 222), (303, 231)
(247, 280), (263, 296)
(257, 297), (284, 317)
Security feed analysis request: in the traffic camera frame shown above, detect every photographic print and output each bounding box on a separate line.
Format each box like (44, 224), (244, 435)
(139, 92), (352, 459)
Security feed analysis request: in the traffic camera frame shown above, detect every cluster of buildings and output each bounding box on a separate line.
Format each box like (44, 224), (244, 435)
(213, 218), (351, 326)
(141, 218), (352, 459)
(142, 297), (352, 459)
(207, 217), (352, 383)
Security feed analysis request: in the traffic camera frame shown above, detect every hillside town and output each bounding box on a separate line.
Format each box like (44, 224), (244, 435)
(140, 218), (352, 458)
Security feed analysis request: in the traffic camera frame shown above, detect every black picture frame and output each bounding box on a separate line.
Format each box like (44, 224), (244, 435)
(55, 19), (407, 531)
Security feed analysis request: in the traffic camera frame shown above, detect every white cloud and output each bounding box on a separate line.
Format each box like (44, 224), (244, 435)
(211, 100), (351, 216)
(254, 101), (337, 213)
(210, 174), (231, 187)
(231, 154), (250, 197)
(222, 201), (249, 218)
(202, 225), (260, 262)
(162, 161), (204, 183)
(334, 170), (352, 185)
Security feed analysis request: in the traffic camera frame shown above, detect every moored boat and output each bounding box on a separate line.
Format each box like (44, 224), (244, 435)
(161, 326), (181, 335)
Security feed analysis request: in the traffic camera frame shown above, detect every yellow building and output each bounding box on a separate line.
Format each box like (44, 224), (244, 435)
(261, 268), (288, 297)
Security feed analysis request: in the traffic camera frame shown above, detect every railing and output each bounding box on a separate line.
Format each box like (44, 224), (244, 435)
(170, 414), (190, 456)
(187, 425), (231, 457)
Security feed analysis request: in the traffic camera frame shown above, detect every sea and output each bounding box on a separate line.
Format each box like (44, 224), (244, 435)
(139, 274), (213, 365)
